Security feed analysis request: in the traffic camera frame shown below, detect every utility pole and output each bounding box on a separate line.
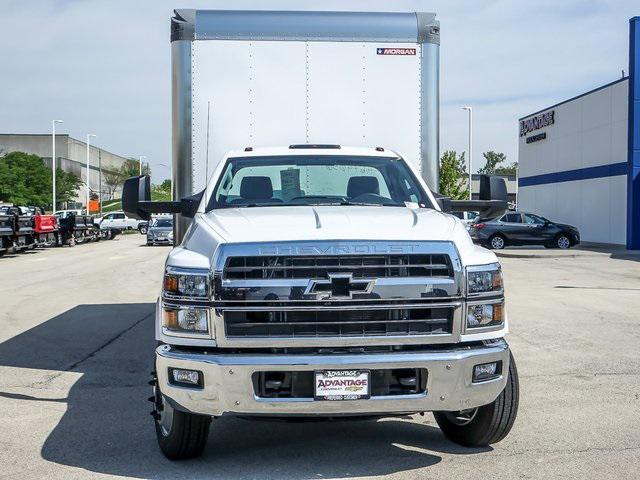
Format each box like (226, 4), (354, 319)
(98, 150), (103, 215)
(139, 155), (146, 175)
(51, 119), (64, 212)
(462, 106), (473, 200)
(86, 133), (96, 212)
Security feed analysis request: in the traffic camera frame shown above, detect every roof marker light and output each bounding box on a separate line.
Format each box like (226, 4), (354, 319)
(288, 144), (341, 149)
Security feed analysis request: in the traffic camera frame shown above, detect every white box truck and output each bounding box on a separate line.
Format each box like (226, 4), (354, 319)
(123, 9), (518, 460)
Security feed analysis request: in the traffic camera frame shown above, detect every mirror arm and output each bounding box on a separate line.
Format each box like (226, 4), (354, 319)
(446, 199), (508, 220)
(138, 190), (204, 219)
(138, 201), (182, 215)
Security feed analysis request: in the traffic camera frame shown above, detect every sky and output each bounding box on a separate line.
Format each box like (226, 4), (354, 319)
(1, 0), (638, 181)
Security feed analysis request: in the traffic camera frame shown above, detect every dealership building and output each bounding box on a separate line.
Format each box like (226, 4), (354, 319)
(518, 17), (639, 249)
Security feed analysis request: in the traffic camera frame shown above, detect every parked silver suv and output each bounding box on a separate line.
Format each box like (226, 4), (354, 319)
(146, 217), (173, 246)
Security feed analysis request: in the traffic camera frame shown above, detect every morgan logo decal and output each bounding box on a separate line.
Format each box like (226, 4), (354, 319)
(377, 47), (416, 55)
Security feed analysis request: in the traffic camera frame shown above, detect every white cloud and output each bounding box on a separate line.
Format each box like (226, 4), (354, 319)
(0, 0), (636, 179)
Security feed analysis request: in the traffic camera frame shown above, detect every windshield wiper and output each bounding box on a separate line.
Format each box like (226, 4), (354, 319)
(338, 201), (406, 207)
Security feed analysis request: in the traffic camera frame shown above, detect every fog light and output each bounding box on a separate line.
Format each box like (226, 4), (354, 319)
(472, 361), (502, 383)
(169, 368), (203, 388)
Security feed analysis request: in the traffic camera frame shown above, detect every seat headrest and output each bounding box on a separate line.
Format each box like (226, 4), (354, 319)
(347, 176), (380, 198)
(240, 176), (273, 200)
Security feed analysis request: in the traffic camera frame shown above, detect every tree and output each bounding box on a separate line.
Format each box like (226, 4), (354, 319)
(0, 151), (82, 208)
(439, 150), (468, 200)
(103, 170), (123, 200)
(55, 169), (83, 205)
(478, 151), (507, 174)
(151, 180), (172, 201)
(121, 158), (151, 178)
(496, 161), (518, 175)
(158, 179), (171, 191)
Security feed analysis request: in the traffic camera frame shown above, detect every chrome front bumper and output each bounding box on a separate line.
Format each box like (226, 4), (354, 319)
(156, 339), (510, 417)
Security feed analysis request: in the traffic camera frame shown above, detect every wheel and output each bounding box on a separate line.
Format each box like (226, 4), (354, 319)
(140, 227), (148, 235)
(434, 352), (519, 447)
(68, 237), (76, 247)
(488, 234), (506, 250)
(151, 374), (211, 460)
(147, 241), (153, 246)
(555, 234), (571, 249)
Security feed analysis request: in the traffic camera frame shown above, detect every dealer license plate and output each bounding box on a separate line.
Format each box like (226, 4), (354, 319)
(314, 370), (370, 401)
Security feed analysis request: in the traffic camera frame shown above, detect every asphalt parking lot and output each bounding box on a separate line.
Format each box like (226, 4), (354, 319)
(0, 234), (638, 480)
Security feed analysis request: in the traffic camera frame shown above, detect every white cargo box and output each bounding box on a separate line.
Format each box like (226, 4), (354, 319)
(171, 10), (440, 232)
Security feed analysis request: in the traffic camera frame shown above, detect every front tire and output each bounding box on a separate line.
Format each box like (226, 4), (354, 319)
(152, 383), (211, 460)
(434, 352), (519, 447)
(555, 234), (571, 249)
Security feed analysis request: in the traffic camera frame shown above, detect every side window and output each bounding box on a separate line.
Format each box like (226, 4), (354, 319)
(114, 213), (125, 220)
(524, 214), (543, 225)
(103, 214), (112, 220)
(504, 213), (522, 223)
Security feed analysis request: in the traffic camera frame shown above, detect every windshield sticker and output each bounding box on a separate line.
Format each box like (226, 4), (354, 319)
(280, 168), (301, 200)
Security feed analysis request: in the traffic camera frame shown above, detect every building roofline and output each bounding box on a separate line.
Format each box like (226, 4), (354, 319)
(0, 133), (128, 160)
(519, 76), (629, 121)
(0, 133), (70, 137)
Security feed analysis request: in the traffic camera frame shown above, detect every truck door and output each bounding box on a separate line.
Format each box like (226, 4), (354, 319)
(112, 213), (126, 229)
(101, 214), (113, 228)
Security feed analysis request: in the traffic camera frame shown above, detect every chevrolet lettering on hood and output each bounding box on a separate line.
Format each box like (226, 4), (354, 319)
(258, 243), (422, 256)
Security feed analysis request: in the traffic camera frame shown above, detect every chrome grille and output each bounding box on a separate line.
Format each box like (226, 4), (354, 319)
(213, 241), (463, 346)
(224, 305), (453, 338)
(224, 254), (453, 280)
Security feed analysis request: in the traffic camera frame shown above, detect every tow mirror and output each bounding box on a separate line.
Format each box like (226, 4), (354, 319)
(122, 175), (152, 220)
(479, 175), (507, 202)
(122, 175), (204, 220)
(438, 175), (508, 220)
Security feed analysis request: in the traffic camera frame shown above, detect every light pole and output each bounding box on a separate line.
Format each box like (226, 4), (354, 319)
(86, 133), (96, 212)
(158, 162), (172, 199)
(462, 106), (473, 200)
(51, 119), (64, 212)
(139, 155), (146, 175)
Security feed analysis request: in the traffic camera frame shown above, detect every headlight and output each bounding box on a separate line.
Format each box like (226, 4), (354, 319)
(163, 307), (209, 335)
(467, 263), (503, 296)
(163, 267), (210, 299)
(466, 302), (504, 330)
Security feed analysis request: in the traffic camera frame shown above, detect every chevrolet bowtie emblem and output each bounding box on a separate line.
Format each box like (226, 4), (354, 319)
(304, 273), (375, 299)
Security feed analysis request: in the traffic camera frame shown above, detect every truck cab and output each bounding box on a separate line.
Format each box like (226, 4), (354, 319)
(125, 145), (518, 459)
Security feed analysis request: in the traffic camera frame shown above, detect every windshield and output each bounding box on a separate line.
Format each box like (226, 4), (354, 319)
(152, 219), (173, 228)
(209, 155), (431, 209)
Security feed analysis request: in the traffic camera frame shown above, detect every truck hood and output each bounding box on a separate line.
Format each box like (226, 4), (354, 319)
(172, 206), (498, 270)
(200, 206), (459, 243)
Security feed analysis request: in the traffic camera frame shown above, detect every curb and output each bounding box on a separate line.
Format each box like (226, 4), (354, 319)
(495, 251), (602, 259)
